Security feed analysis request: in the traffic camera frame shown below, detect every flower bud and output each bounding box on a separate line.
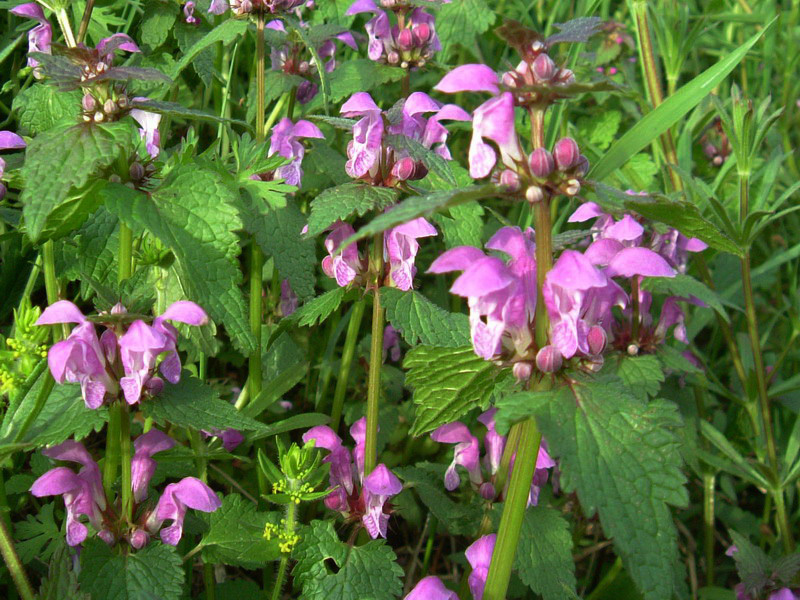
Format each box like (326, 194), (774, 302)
(564, 179), (581, 196)
(501, 69), (523, 89)
(627, 343), (639, 356)
(410, 161), (428, 181)
(525, 185), (544, 203)
(129, 162), (145, 181)
(391, 156), (416, 181)
(499, 169), (520, 191)
(397, 28), (413, 51)
(103, 99), (116, 115)
(557, 68), (575, 85)
(512, 361), (533, 382)
(575, 155), (590, 177)
(98, 530), (116, 545)
(479, 482), (496, 500)
(413, 23), (431, 45)
(528, 148), (554, 178)
(536, 345), (562, 373)
(298, 60), (310, 75)
(530, 40), (545, 53)
(587, 326), (607, 355)
(129, 530), (149, 549)
(554, 137), (580, 170)
(117, 95), (129, 109)
(532, 53), (556, 82)
(387, 51), (400, 64)
(82, 94), (96, 112)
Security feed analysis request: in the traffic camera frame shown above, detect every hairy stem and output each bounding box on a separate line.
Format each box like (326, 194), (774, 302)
(0, 518), (35, 600)
(42, 241), (67, 340)
(119, 403), (133, 523)
(331, 298), (367, 432)
(269, 501), (297, 600)
(55, 8), (77, 48)
(77, 0), (95, 44)
(703, 471), (716, 585)
(118, 222), (133, 282)
(103, 400), (121, 500)
(364, 235), (385, 477)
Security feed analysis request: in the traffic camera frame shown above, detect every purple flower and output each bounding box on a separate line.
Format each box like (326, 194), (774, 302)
(269, 118), (324, 186)
(280, 280), (299, 316)
(146, 477), (220, 545)
(130, 105), (162, 158)
(362, 463), (402, 539)
(202, 428), (245, 452)
(131, 429), (176, 503)
(10, 3), (52, 71)
(528, 441), (556, 506)
(383, 325), (401, 362)
(430, 422), (482, 491)
(31, 441), (106, 546)
(152, 301), (208, 383)
(322, 221), (364, 287)
(350, 417), (368, 481)
(428, 227), (536, 360)
(303, 425), (354, 512)
(184, 1), (199, 24)
(477, 408), (505, 476)
(341, 93), (385, 179)
(404, 576), (458, 600)
(118, 320), (169, 405)
(0, 131), (27, 199)
(36, 301), (118, 409)
(466, 534), (496, 600)
(384, 217), (437, 291)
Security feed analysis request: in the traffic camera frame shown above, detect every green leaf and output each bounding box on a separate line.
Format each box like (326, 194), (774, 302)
(577, 110), (621, 151)
(436, 0), (495, 56)
(641, 275), (730, 322)
(340, 185), (500, 249)
(15, 503), (61, 564)
(131, 99), (251, 131)
(105, 167), (256, 353)
(395, 464), (484, 536)
(515, 505), (578, 600)
(242, 197), (316, 300)
(433, 201), (485, 249)
(78, 539), (184, 600)
(381, 289), (470, 347)
(614, 355), (665, 399)
(12, 85), (81, 135)
(623, 194), (742, 257)
(289, 288), (348, 327)
(248, 413), (331, 441)
(404, 346), (509, 436)
(39, 543), (90, 600)
(199, 494), (281, 568)
(167, 19), (249, 81)
(728, 531), (771, 596)
(306, 183), (399, 237)
(142, 373), (271, 433)
(326, 59), (405, 104)
(21, 122), (137, 241)
(140, 0), (177, 49)
(591, 21), (774, 180)
(292, 520), (403, 600)
(535, 380), (688, 600)
(493, 390), (553, 436)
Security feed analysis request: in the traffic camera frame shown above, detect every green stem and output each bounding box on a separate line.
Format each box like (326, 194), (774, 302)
(77, 0), (95, 44)
(204, 564), (216, 600)
(482, 416), (543, 600)
(103, 401), (121, 500)
(55, 8), (76, 47)
(13, 373), (54, 444)
(119, 403), (133, 523)
(364, 235), (385, 477)
(331, 299), (366, 432)
(703, 471), (716, 585)
(0, 518), (35, 600)
(269, 500), (297, 600)
(118, 222), (133, 283)
(42, 240), (67, 340)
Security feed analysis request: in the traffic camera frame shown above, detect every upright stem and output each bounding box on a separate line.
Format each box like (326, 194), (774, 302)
(103, 401), (121, 500)
(0, 518), (35, 600)
(269, 501), (297, 600)
(703, 472), (716, 585)
(42, 241), (67, 340)
(77, 0), (96, 44)
(55, 8), (77, 48)
(119, 403), (133, 523)
(364, 235), (385, 477)
(331, 299), (367, 433)
(248, 13), (268, 404)
(118, 223), (133, 282)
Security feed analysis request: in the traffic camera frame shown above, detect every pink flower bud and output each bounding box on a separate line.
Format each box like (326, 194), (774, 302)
(479, 482), (496, 500)
(513, 361), (533, 382)
(129, 162), (145, 181)
(103, 98), (116, 114)
(528, 148), (554, 178)
(391, 156), (416, 181)
(536, 345), (562, 373)
(575, 155), (590, 177)
(501, 69), (523, 89)
(532, 54), (556, 81)
(554, 137), (580, 170)
(525, 185), (544, 203)
(587, 326), (607, 355)
(608, 66), (618, 75)
(82, 94), (96, 112)
(557, 68), (575, 85)
(413, 23), (431, 45)
(387, 51), (400, 64)
(499, 169), (520, 191)
(129, 530), (149, 549)
(397, 28), (413, 51)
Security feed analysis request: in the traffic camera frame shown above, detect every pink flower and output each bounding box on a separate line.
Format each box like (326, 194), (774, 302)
(10, 3), (52, 70)
(404, 576), (457, 600)
(384, 217), (437, 291)
(269, 118), (324, 186)
(430, 422), (482, 491)
(466, 534), (496, 600)
(146, 477), (220, 545)
(131, 429), (176, 503)
(362, 463), (402, 539)
(303, 425), (354, 512)
(129, 105), (162, 158)
(321, 221), (364, 287)
(0, 131), (26, 198)
(341, 93), (385, 179)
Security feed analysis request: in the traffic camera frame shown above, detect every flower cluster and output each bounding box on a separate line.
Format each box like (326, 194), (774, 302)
(267, 20), (357, 105)
(302, 419), (403, 539)
(37, 300), (208, 408)
(431, 408), (554, 504)
(0, 130), (26, 199)
(30, 432), (220, 548)
(347, 0), (448, 69)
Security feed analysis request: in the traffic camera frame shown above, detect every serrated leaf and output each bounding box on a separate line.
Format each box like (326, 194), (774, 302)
(292, 520), (403, 600)
(15, 503), (61, 564)
(535, 380), (688, 600)
(306, 183), (399, 237)
(624, 194), (742, 257)
(104, 167), (256, 353)
(436, 0), (495, 56)
(641, 275), (730, 322)
(614, 355), (665, 399)
(21, 122), (137, 241)
(381, 289), (469, 347)
(395, 464), (484, 536)
(199, 494), (281, 568)
(142, 373), (271, 433)
(729, 531), (771, 596)
(39, 543), (90, 600)
(290, 288), (348, 327)
(546, 17), (604, 45)
(168, 19), (249, 81)
(326, 59), (405, 103)
(140, 0), (176, 49)
(516, 505), (578, 600)
(78, 539), (184, 600)
(493, 390), (553, 436)
(577, 110), (621, 151)
(433, 201), (485, 249)
(131, 98), (251, 131)
(12, 85), (81, 135)
(404, 346), (509, 435)
(340, 184), (500, 248)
